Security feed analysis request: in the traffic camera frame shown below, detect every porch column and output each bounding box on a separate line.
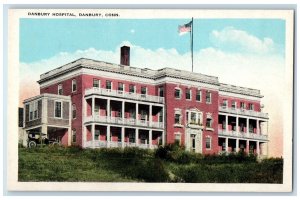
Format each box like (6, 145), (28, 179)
(122, 100), (125, 123)
(149, 130), (152, 149)
(236, 117), (239, 132)
(235, 139), (239, 153)
(246, 118), (249, 135)
(41, 125), (47, 138)
(225, 115), (228, 132)
(135, 128), (139, 146)
(257, 141), (260, 155)
(136, 103), (139, 123)
(83, 126), (87, 148)
(257, 120), (260, 134)
(92, 97), (95, 119)
(149, 104), (152, 127)
(121, 127), (125, 148)
(162, 130), (166, 146)
(67, 127), (71, 146)
(106, 125), (110, 147)
(246, 140), (250, 154)
(107, 99), (111, 118)
(225, 137), (229, 153)
(91, 123), (95, 148)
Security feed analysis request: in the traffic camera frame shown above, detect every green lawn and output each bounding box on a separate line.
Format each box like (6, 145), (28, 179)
(18, 146), (283, 183)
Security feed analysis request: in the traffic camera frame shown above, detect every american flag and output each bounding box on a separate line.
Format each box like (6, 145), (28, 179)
(178, 21), (192, 35)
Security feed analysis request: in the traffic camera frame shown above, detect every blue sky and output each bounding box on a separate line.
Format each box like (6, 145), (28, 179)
(20, 18), (285, 63)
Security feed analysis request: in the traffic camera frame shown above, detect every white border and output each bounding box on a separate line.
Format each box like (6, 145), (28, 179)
(7, 8), (294, 192)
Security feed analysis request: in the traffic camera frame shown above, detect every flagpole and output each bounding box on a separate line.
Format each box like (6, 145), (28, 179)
(191, 17), (194, 72)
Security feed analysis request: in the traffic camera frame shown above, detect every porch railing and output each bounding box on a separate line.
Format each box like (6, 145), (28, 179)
(85, 87), (165, 104)
(84, 115), (164, 129)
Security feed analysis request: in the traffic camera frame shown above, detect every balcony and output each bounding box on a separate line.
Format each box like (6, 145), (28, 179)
(218, 129), (268, 141)
(84, 140), (158, 149)
(84, 115), (164, 129)
(219, 106), (268, 119)
(85, 87), (165, 104)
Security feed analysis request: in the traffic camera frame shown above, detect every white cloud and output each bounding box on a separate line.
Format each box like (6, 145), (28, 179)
(130, 29), (135, 34)
(210, 27), (276, 55)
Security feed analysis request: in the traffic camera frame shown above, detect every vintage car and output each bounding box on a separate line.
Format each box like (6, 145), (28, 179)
(27, 131), (60, 148)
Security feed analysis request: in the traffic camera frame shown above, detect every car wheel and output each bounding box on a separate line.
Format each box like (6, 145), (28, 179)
(28, 141), (37, 148)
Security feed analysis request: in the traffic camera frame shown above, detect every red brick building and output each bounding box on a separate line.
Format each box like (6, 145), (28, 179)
(23, 46), (269, 155)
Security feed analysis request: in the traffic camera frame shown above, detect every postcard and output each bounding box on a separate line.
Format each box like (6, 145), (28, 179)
(7, 8), (294, 192)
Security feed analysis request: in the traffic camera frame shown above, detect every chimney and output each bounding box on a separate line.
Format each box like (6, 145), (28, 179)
(120, 46), (130, 66)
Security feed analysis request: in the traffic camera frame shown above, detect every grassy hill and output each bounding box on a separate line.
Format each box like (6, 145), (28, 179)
(18, 146), (283, 183)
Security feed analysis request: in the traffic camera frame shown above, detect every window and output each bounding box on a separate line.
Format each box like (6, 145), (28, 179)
(206, 91), (212, 104)
(118, 82), (124, 93)
(175, 114), (181, 124)
(129, 84), (135, 93)
(249, 103), (254, 111)
(206, 118), (213, 128)
(174, 133), (181, 145)
(174, 88), (181, 99)
(141, 110), (147, 121)
(141, 86), (147, 96)
(54, 101), (62, 118)
(196, 90), (202, 101)
(28, 101), (40, 121)
(159, 86), (164, 97)
(186, 88), (191, 100)
(205, 137), (211, 149)
(159, 110), (163, 122)
(116, 109), (122, 118)
(72, 129), (76, 143)
(191, 112), (197, 124)
(232, 101), (236, 109)
(95, 129), (100, 140)
(93, 79), (100, 88)
(94, 104), (100, 115)
(240, 102), (245, 109)
(222, 100), (228, 108)
(58, 84), (63, 95)
(249, 124), (254, 133)
(129, 109), (136, 119)
(106, 80), (112, 90)
(72, 104), (76, 119)
(72, 79), (77, 92)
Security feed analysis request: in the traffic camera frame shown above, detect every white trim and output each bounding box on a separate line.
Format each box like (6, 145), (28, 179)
(219, 91), (261, 101)
(40, 68), (220, 91)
